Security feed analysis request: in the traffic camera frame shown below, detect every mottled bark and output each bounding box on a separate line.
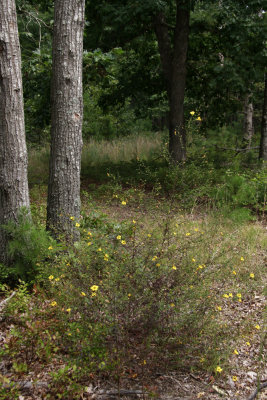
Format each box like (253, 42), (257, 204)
(0, 0), (30, 264)
(242, 93), (254, 149)
(154, 1), (190, 163)
(47, 0), (85, 240)
(259, 74), (267, 161)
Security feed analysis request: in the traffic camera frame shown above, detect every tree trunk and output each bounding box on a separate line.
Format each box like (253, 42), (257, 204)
(242, 93), (254, 149)
(47, 0), (85, 240)
(0, 0), (30, 264)
(154, 1), (190, 163)
(259, 74), (267, 161)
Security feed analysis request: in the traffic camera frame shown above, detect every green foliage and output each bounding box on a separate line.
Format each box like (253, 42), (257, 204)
(1, 209), (56, 284)
(37, 213), (219, 375)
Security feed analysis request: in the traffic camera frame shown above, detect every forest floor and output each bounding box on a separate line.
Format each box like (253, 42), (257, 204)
(0, 186), (266, 400)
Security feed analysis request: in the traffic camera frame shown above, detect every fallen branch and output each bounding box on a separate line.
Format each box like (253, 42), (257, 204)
(96, 389), (145, 397)
(247, 381), (267, 400)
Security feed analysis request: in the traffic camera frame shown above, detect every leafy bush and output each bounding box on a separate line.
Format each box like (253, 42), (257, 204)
(1, 209), (56, 284)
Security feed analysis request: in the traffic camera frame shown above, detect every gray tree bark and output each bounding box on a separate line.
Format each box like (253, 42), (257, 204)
(242, 93), (254, 149)
(0, 0), (30, 264)
(259, 74), (267, 161)
(47, 0), (85, 240)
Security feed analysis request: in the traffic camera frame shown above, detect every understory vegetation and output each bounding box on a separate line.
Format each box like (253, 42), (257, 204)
(1, 131), (266, 399)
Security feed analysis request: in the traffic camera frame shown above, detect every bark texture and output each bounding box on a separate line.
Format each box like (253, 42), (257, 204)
(154, 0), (190, 163)
(242, 93), (254, 149)
(47, 0), (85, 240)
(0, 0), (30, 264)
(259, 74), (267, 161)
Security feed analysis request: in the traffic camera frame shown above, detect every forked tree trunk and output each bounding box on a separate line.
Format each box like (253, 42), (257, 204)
(0, 0), (30, 264)
(242, 93), (254, 149)
(259, 74), (267, 161)
(154, 0), (190, 163)
(47, 0), (85, 240)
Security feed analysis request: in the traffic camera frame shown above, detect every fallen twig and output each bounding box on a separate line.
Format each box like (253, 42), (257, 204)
(97, 389), (145, 396)
(247, 381), (267, 400)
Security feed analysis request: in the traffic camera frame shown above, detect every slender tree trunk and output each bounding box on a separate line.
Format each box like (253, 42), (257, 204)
(259, 74), (267, 161)
(169, 1), (189, 163)
(154, 1), (190, 163)
(47, 0), (85, 240)
(242, 93), (254, 149)
(0, 0), (30, 264)
(47, 0), (85, 241)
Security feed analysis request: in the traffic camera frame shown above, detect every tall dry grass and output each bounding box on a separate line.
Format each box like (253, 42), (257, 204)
(28, 133), (163, 185)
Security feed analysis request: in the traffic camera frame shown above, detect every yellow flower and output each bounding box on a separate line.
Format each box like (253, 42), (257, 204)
(147, 234), (151, 238)
(81, 292), (86, 296)
(48, 246), (53, 250)
(121, 201), (127, 205)
(190, 111), (195, 115)
(255, 324), (260, 330)
(87, 231), (92, 236)
(232, 270), (237, 275)
(132, 219), (136, 224)
(97, 248), (102, 252)
(152, 256), (158, 261)
(70, 216), (75, 220)
(55, 277), (60, 282)
(228, 293), (233, 298)
(49, 275), (54, 280)
(232, 376), (238, 382)
(66, 308), (71, 313)
(217, 306), (222, 311)
(170, 303), (175, 307)
(223, 294), (229, 298)
(240, 257), (244, 261)
(192, 258), (196, 262)
(216, 366), (223, 373)
(194, 228), (199, 232)
(90, 285), (99, 291)
(250, 273), (255, 279)
(87, 242), (92, 246)
(198, 265), (203, 269)
(196, 116), (202, 121)
(50, 301), (57, 307)
(156, 263), (161, 267)
(237, 293), (242, 298)
(246, 341), (251, 346)
(104, 254), (109, 261)
(233, 349), (239, 355)
(75, 222), (80, 228)
(128, 293), (131, 297)
(91, 292), (97, 297)
(121, 240), (126, 245)
(200, 357), (205, 363)
(116, 235), (121, 240)
(173, 232), (177, 236)
(143, 360), (147, 365)
(186, 232), (191, 236)
(172, 265), (177, 270)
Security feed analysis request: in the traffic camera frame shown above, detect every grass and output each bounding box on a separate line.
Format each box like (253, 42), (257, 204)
(28, 132), (163, 186)
(1, 131), (266, 399)
(1, 182), (266, 399)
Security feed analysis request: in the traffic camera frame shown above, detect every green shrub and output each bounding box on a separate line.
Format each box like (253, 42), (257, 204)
(1, 209), (56, 284)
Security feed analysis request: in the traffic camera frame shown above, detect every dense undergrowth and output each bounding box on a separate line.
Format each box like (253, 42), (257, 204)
(0, 129), (266, 399)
